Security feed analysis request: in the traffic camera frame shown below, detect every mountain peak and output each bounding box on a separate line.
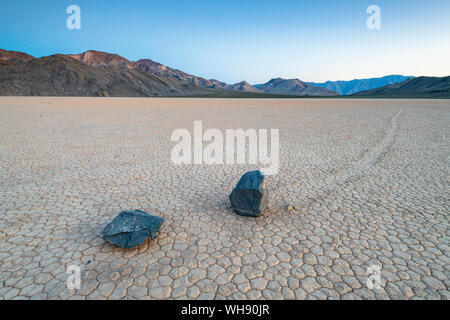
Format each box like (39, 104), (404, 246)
(267, 77), (284, 83)
(230, 80), (261, 92)
(255, 77), (338, 96)
(68, 50), (130, 68)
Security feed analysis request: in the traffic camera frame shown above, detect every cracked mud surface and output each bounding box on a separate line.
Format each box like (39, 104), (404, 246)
(0, 97), (448, 300)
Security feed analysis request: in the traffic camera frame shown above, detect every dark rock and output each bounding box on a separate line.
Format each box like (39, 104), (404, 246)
(102, 210), (164, 248)
(229, 170), (269, 217)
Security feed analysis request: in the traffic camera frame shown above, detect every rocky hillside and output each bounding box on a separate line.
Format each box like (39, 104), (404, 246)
(68, 50), (255, 92)
(0, 49), (34, 66)
(67, 50), (129, 69)
(0, 54), (210, 96)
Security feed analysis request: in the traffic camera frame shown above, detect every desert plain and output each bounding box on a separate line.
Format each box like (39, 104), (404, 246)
(0, 97), (448, 300)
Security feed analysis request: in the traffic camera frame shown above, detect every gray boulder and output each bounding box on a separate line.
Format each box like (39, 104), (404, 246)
(229, 170), (269, 217)
(102, 210), (164, 248)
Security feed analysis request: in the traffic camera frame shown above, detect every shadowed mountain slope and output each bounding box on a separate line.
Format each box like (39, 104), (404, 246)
(352, 76), (450, 98)
(0, 54), (210, 96)
(69, 50), (256, 92)
(308, 75), (413, 95)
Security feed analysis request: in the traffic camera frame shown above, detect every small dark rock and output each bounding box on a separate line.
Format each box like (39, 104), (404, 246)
(229, 170), (269, 217)
(102, 210), (164, 249)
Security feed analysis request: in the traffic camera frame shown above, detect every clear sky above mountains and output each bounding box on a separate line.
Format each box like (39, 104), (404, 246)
(1, 0), (449, 83)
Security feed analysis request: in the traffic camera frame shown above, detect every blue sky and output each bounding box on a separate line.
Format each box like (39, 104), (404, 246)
(1, 0), (450, 83)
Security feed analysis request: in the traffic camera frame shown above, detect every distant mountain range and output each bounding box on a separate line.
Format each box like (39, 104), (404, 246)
(0, 49), (448, 98)
(254, 78), (338, 96)
(67, 50), (252, 92)
(352, 76), (450, 98)
(308, 75), (413, 95)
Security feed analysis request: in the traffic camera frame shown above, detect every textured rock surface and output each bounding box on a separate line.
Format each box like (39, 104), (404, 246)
(102, 210), (164, 249)
(0, 97), (448, 300)
(229, 170), (268, 217)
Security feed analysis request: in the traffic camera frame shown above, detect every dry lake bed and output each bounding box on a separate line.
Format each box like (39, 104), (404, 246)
(0, 97), (448, 300)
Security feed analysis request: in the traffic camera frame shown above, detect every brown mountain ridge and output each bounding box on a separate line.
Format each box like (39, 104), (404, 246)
(0, 49), (35, 67)
(68, 50), (260, 92)
(0, 49), (343, 97)
(0, 54), (209, 97)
